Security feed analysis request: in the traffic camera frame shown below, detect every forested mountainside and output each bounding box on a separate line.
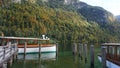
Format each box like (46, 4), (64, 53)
(0, 0), (120, 45)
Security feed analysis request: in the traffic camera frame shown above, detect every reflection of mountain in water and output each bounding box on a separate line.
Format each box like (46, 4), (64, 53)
(18, 53), (56, 60)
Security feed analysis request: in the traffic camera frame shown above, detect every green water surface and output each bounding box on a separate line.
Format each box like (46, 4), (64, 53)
(11, 50), (102, 68)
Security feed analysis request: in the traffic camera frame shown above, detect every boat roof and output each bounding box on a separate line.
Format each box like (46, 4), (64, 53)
(101, 43), (120, 46)
(0, 36), (49, 41)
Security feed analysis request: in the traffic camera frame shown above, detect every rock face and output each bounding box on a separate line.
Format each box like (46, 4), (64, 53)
(77, 2), (116, 24)
(116, 15), (120, 21)
(64, 0), (78, 5)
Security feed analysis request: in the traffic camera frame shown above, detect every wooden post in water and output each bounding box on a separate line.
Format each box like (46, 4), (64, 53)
(78, 43), (83, 60)
(39, 44), (41, 58)
(56, 43), (58, 57)
(13, 43), (18, 62)
(24, 41), (27, 59)
(101, 47), (106, 68)
(84, 44), (87, 63)
(72, 43), (77, 55)
(90, 45), (94, 68)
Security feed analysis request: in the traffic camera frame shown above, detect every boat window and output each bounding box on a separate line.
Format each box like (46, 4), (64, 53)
(112, 47), (115, 55)
(109, 46), (112, 55)
(117, 46), (120, 55)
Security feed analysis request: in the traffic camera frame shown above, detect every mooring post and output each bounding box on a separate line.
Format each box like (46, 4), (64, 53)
(90, 45), (94, 68)
(39, 44), (41, 58)
(72, 43), (77, 55)
(78, 43), (83, 60)
(84, 44), (87, 63)
(13, 43), (18, 62)
(56, 43), (58, 57)
(24, 41), (27, 59)
(81, 44), (83, 60)
(101, 47), (106, 68)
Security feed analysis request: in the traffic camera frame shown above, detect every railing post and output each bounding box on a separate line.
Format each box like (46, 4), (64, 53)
(9, 42), (12, 55)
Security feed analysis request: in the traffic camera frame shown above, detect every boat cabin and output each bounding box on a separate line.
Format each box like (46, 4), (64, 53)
(101, 43), (120, 66)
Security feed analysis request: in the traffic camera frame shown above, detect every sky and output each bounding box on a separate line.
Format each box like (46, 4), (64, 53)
(79, 0), (120, 16)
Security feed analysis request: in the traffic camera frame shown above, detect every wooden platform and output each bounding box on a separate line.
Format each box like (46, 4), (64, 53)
(0, 43), (18, 67)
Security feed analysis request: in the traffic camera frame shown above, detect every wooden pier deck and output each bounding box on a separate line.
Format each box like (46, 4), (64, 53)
(0, 43), (18, 68)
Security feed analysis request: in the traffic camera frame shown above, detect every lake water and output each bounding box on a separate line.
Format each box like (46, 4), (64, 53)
(11, 50), (102, 68)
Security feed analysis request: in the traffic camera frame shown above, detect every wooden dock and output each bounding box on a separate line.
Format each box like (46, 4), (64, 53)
(0, 43), (18, 68)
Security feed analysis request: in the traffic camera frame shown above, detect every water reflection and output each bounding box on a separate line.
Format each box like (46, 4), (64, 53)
(18, 53), (56, 60)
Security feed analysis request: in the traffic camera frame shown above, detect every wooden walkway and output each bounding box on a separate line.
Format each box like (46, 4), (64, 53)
(0, 43), (18, 68)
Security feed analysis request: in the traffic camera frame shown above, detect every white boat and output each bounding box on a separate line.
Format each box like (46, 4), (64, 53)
(0, 36), (56, 54)
(98, 43), (120, 68)
(18, 44), (56, 54)
(98, 56), (120, 68)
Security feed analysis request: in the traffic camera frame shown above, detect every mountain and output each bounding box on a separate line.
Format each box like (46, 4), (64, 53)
(116, 15), (120, 21)
(77, 2), (116, 25)
(0, 1), (120, 44)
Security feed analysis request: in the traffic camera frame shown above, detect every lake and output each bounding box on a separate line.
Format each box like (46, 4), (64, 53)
(10, 47), (102, 68)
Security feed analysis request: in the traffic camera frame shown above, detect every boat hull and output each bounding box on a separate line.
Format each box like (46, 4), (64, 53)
(18, 53), (56, 60)
(98, 56), (120, 68)
(18, 45), (56, 54)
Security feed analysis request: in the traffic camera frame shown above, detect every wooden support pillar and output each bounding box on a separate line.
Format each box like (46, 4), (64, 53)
(101, 47), (106, 68)
(2, 63), (7, 68)
(7, 58), (13, 68)
(3, 47), (5, 59)
(13, 54), (17, 63)
(72, 43), (77, 55)
(84, 44), (87, 63)
(0, 64), (3, 68)
(90, 45), (94, 68)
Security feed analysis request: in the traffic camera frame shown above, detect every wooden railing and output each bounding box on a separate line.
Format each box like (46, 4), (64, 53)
(106, 54), (120, 66)
(0, 43), (18, 65)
